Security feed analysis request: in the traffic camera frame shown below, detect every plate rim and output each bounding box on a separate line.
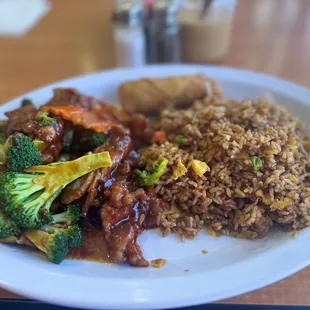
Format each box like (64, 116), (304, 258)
(1, 64), (310, 310)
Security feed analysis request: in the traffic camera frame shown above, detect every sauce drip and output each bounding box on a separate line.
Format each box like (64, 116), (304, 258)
(67, 226), (112, 263)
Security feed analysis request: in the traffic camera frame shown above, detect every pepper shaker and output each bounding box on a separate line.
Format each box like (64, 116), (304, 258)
(112, 0), (146, 67)
(147, 0), (182, 64)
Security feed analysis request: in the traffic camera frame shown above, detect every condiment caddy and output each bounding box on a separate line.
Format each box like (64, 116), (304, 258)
(112, 0), (237, 67)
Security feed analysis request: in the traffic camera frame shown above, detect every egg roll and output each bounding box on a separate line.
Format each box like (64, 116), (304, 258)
(118, 74), (222, 114)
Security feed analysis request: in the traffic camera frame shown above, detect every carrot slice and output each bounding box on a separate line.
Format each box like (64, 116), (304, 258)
(43, 106), (125, 134)
(153, 131), (166, 143)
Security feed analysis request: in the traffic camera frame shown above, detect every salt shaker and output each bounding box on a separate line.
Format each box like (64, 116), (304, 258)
(112, 0), (146, 67)
(147, 0), (181, 64)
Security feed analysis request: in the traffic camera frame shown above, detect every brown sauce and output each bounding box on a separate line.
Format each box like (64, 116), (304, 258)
(66, 226), (112, 263)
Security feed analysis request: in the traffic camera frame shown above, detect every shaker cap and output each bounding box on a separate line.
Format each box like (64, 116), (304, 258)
(112, 0), (144, 26)
(151, 0), (180, 23)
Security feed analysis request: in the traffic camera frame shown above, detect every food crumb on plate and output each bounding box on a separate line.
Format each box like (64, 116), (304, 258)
(292, 231), (298, 239)
(184, 269), (190, 272)
(201, 249), (208, 254)
(151, 259), (167, 268)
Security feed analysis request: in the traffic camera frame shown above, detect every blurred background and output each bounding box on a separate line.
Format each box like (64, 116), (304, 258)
(0, 0), (309, 103)
(0, 0), (310, 306)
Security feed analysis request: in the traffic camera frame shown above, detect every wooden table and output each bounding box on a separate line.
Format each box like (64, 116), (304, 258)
(0, 0), (310, 306)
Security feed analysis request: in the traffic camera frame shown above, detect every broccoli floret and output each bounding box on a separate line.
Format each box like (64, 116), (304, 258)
(43, 205), (82, 248)
(93, 133), (107, 147)
(5, 134), (42, 171)
(251, 156), (263, 171)
(51, 204), (80, 225)
(64, 224), (82, 248)
(71, 129), (108, 153)
(175, 135), (184, 147)
(41, 224), (82, 249)
(21, 98), (34, 107)
(24, 205), (83, 264)
(0, 209), (20, 239)
(0, 171), (54, 228)
(134, 158), (168, 186)
(24, 229), (69, 264)
(0, 151), (112, 229)
(36, 111), (57, 127)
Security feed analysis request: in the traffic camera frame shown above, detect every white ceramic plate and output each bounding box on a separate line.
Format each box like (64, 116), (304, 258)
(1, 65), (310, 310)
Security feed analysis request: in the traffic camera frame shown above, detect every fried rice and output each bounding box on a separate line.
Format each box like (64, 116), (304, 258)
(139, 96), (310, 240)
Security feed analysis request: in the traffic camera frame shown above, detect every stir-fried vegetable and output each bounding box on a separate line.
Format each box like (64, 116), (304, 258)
(25, 229), (68, 264)
(36, 111), (57, 127)
(92, 132), (108, 147)
(135, 158), (168, 186)
(0, 209), (20, 239)
(175, 135), (184, 146)
(43, 106), (124, 134)
(251, 156), (263, 171)
(24, 205), (83, 264)
(0, 152), (112, 228)
(153, 131), (166, 143)
(3, 134), (42, 171)
(21, 98), (34, 107)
